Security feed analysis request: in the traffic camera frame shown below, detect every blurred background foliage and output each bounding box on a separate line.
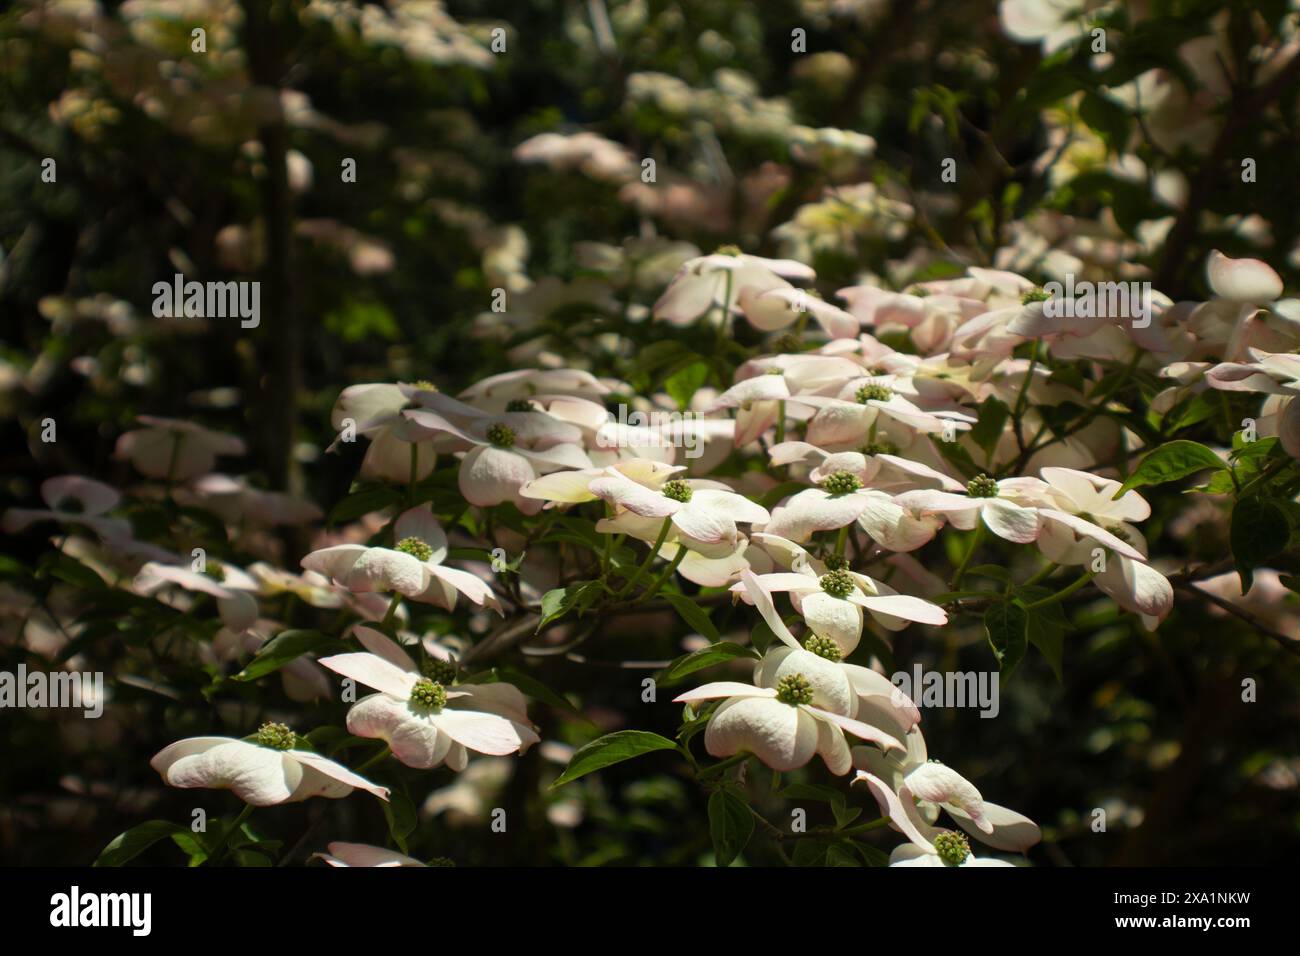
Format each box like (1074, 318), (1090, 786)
(1, 0), (1299, 866)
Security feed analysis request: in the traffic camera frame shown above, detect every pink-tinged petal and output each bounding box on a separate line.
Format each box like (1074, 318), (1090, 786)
(894, 488), (980, 516)
(874, 454), (965, 491)
(759, 646), (855, 714)
(799, 591), (864, 655)
(765, 488), (868, 543)
(949, 801), (1041, 852)
(670, 503), (735, 546)
(514, 442), (593, 470)
(432, 709), (529, 756)
(344, 548), (428, 596)
(851, 592), (948, 627)
(394, 506), (448, 561)
(981, 498), (1042, 543)
(518, 468), (602, 503)
(422, 565), (502, 613)
(318, 842), (425, 867)
(674, 682), (778, 703)
(301, 545), (367, 582)
(41, 476), (120, 515)
(588, 474), (679, 517)
(653, 270), (726, 324)
(318, 652), (420, 698)
(155, 739), (296, 806)
(739, 569), (801, 649)
(289, 750), (390, 801)
(1207, 250), (1283, 303)
(705, 696), (819, 771)
(857, 492), (942, 553)
(710, 374), (791, 410)
(1095, 555), (1174, 619)
(691, 489), (770, 525)
(459, 445), (536, 508)
(853, 770), (934, 851)
(1038, 508), (1144, 560)
(842, 663), (921, 732)
(351, 625), (419, 674)
(815, 720), (854, 775)
(735, 571), (820, 595)
(768, 440), (826, 467)
(134, 562), (234, 600)
(804, 706), (903, 751)
(346, 694), (453, 769)
(904, 762), (991, 833)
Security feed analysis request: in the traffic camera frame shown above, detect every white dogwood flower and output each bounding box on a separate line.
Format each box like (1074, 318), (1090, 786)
(151, 723), (390, 806)
(318, 629), (538, 770)
(301, 505), (501, 612)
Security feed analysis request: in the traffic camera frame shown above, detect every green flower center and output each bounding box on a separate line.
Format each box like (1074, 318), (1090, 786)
(204, 560), (227, 582)
(821, 471), (863, 496)
(55, 496), (85, 514)
(822, 554), (849, 571)
(820, 568), (855, 599)
(486, 422), (516, 448)
(409, 678), (448, 711)
(715, 244), (742, 257)
(775, 672), (815, 706)
(256, 722), (296, 751)
(1021, 287), (1052, 305)
(505, 399), (534, 412)
(966, 474), (1000, 498)
(855, 383), (893, 404)
(411, 380), (439, 392)
(804, 634), (842, 662)
(421, 656), (457, 684)
(933, 830), (971, 866)
(661, 479), (693, 503)
(395, 537), (434, 562)
(863, 439), (898, 456)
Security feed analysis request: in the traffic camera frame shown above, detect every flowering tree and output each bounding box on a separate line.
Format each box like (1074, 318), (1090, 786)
(2, 0), (1299, 869)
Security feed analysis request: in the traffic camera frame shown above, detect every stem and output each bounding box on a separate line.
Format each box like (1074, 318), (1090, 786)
(380, 592), (402, 629)
(950, 522), (986, 588)
(635, 547), (687, 604)
(774, 399), (786, 444)
(356, 745), (391, 773)
(1023, 570), (1095, 609)
(617, 517), (673, 597)
(1021, 561), (1059, 588)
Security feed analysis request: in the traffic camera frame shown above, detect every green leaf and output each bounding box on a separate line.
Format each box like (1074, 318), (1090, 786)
(328, 485), (401, 526)
(970, 397), (1010, 458)
(94, 820), (185, 866)
(708, 789), (754, 866)
(536, 581), (604, 631)
(1018, 587), (1067, 681)
(664, 361), (710, 410)
(1230, 497), (1290, 593)
(381, 789), (418, 854)
(551, 730), (678, 787)
(1116, 440), (1226, 496)
(984, 602), (1028, 678)
(235, 630), (334, 681)
(659, 592), (721, 642)
(660, 642), (757, 685)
